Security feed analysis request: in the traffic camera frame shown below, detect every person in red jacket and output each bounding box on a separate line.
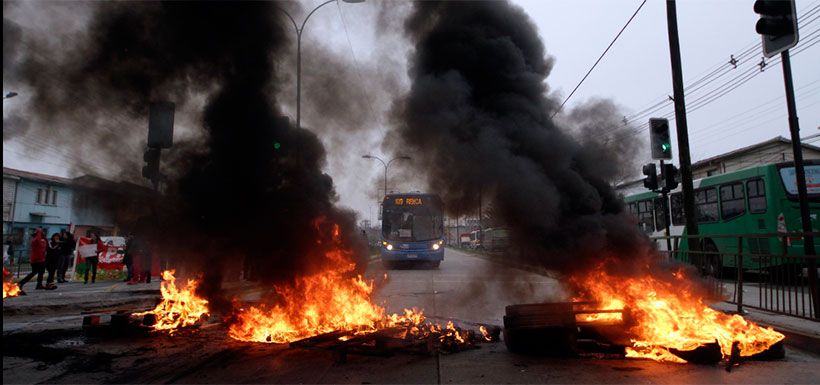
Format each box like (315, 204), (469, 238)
(17, 228), (47, 294)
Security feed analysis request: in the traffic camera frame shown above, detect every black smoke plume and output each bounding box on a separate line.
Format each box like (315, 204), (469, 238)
(390, 1), (651, 275)
(4, 1), (365, 311)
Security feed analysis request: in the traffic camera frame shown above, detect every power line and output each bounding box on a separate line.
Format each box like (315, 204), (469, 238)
(552, 0), (647, 118)
(623, 1), (820, 125)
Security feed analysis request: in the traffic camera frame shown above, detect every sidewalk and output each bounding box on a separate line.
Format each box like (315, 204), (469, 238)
(3, 280), (161, 334)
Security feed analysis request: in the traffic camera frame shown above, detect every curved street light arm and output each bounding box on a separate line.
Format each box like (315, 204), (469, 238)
(301, 0), (338, 34)
(276, 7), (299, 36)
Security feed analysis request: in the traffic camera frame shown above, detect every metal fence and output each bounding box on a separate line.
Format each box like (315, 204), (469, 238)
(651, 232), (819, 321)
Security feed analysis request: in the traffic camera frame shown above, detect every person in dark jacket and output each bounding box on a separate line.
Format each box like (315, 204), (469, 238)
(17, 228), (47, 294)
(58, 230), (75, 283)
(123, 233), (134, 282)
(84, 232), (104, 284)
(45, 233), (61, 289)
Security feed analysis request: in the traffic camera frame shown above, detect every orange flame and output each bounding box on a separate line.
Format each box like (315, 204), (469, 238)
(3, 268), (20, 298)
(136, 270), (209, 333)
(572, 265), (784, 363)
(228, 220), (478, 346)
(228, 221), (394, 343)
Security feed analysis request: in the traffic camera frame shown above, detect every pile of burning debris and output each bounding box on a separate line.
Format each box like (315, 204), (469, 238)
(77, 254), (786, 369)
(82, 269), (499, 363)
(504, 265), (786, 368)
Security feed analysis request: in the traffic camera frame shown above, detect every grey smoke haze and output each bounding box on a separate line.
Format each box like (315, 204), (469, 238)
(390, 1), (651, 275)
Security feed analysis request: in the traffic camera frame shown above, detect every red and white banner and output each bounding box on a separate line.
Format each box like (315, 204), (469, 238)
(77, 237), (124, 270)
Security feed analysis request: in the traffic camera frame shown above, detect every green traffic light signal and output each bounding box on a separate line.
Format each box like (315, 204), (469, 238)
(649, 118), (672, 160)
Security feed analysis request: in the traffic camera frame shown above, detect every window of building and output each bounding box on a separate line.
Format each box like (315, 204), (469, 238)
(706, 169), (719, 176)
(45, 188), (51, 205)
(51, 190), (58, 205)
(695, 187), (719, 223)
(747, 178), (767, 213)
(670, 192), (685, 226)
(36, 189), (43, 204)
(720, 182), (745, 220)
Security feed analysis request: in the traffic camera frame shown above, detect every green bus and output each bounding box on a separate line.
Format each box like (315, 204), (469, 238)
(624, 160), (819, 273)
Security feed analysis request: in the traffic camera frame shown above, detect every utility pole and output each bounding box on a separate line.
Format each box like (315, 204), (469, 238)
(665, 0), (699, 252)
(781, 50), (818, 319)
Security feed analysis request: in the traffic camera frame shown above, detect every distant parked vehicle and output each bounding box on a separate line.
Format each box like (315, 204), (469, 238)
(459, 234), (471, 248)
(469, 230), (482, 249)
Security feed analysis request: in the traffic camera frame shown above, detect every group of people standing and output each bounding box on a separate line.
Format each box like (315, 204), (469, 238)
(16, 228), (76, 295)
(13, 228), (154, 294)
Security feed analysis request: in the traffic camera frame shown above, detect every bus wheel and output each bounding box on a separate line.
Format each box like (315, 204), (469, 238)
(704, 243), (723, 278)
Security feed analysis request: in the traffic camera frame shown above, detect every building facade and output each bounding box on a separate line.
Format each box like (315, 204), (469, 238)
(616, 136), (820, 197)
(3, 168), (154, 265)
(3, 168), (73, 264)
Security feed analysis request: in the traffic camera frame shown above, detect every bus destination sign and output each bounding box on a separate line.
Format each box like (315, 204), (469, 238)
(393, 197), (423, 206)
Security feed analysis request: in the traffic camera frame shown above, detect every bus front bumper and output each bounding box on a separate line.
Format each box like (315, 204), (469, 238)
(381, 248), (444, 262)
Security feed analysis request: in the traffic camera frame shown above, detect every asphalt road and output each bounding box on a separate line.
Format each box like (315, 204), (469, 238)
(4, 247), (820, 384)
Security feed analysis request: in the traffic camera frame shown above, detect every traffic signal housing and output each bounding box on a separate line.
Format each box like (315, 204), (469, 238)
(649, 118), (672, 160)
(754, 0), (798, 58)
(142, 147), (161, 184)
(642, 163), (658, 191)
(662, 163), (679, 191)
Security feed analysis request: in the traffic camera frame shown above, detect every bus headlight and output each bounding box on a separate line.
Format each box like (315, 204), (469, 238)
(432, 243), (440, 250)
(385, 243), (393, 251)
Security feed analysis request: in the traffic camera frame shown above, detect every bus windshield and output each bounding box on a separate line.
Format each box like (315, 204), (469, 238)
(779, 165), (820, 196)
(382, 198), (443, 242)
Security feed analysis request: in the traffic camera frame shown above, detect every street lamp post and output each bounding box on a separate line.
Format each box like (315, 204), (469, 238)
(278, 0), (364, 130)
(3, 92), (18, 100)
(362, 155), (411, 197)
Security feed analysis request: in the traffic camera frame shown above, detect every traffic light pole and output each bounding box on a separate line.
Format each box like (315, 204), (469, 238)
(659, 160), (673, 254)
(780, 50), (819, 319)
(666, 0), (699, 252)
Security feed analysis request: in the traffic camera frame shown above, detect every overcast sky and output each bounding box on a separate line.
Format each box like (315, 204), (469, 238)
(3, 0), (819, 224)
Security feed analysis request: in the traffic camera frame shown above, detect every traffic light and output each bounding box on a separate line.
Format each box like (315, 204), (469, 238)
(642, 163), (658, 191)
(754, 0), (798, 58)
(142, 147), (161, 183)
(649, 118), (672, 160)
(662, 163), (679, 191)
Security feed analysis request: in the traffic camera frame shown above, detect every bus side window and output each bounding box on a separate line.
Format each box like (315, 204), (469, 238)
(695, 187), (719, 223)
(747, 178), (767, 213)
(654, 197), (667, 230)
(669, 193), (685, 226)
(638, 200), (655, 233)
(720, 182), (745, 220)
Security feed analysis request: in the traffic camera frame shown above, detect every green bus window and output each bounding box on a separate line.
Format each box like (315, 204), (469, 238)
(747, 179), (767, 213)
(637, 200), (655, 233)
(720, 182), (745, 220)
(695, 187), (719, 223)
(654, 197), (667, 230)
(669, 193), (684, 226)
